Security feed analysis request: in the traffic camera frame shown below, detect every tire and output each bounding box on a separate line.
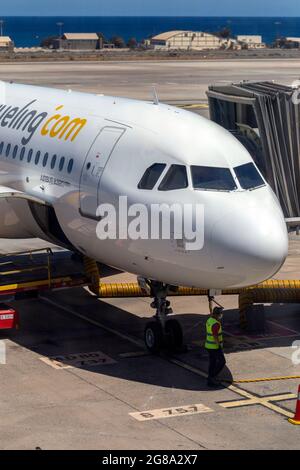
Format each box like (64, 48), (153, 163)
(165, 319), (183, 351)
(144, 321), (164, 353)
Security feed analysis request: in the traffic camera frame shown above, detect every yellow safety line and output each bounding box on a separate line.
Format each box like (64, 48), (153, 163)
(229, 375), (300, 384)
(219, 394), (297, 409)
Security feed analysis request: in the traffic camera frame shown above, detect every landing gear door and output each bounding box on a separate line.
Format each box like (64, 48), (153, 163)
(79, 126), (125, 219)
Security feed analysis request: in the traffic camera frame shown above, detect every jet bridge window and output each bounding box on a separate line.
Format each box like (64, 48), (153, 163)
(138, 163), (166, 190)
(191, 166), (237, 191)
(158, 165), (188, 191)
(234, 162), (265, 190)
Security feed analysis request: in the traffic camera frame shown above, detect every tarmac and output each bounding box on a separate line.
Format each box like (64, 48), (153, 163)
(1, 58), (300, 102)
(0, 60), (299, 450)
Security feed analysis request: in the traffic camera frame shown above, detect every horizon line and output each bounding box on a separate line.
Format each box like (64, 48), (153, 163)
(0, 15), (299, 18)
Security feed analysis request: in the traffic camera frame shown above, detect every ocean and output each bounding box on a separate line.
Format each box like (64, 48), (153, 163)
(1, 16), (300, 48)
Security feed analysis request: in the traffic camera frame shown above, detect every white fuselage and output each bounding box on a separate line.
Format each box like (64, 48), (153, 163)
(0, 81), (288, 289)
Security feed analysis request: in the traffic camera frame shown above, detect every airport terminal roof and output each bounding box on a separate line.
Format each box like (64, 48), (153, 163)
(151, 30), (218, 41)
(0, 37), (12, 43)
(62, 33), (99, 40)
(151, 31), (188, 41)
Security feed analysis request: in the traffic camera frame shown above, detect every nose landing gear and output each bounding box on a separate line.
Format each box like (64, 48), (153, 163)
(139, 279), (183, 353)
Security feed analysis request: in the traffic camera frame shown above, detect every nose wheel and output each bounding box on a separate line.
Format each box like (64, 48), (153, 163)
(141, 280), (184, 353)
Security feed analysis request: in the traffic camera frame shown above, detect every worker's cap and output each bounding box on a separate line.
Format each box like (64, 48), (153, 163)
(213, 307), (224, 316)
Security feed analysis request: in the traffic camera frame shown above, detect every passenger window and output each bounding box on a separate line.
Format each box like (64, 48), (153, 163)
(27, 149), (33, 163)
(158, 165), (188, 191)
(51, 155), (57, 170)
(138, 163), (166, 190)
(67, 159), (74, 174)
(20, 147), (26, 161)
(59, 157), (65, 171)
(234, 162), (265, 190)
(35, 151), (41, 165)
(0, 142), (3, 155)
(6, 143), (11, 157)
(191, 166), (237, 191)
(43, 152), (49, 167)
(13, 145), (18, 159)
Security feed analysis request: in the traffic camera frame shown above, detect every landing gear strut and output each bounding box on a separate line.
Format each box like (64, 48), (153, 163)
(139, 279), (183, 353)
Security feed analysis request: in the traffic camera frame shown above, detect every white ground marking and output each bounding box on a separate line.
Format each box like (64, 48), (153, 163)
(130, 403), (213, 421)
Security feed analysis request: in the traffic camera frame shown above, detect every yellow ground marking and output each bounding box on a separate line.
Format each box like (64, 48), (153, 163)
(218, 393), (297, 413)
(228, 375), (300, 384)
(130, 403), (213, 421)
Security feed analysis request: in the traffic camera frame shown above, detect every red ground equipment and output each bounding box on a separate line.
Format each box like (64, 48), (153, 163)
(0, 304), (19, 330)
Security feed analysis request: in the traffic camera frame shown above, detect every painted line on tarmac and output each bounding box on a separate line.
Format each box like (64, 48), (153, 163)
(41, 296), (295, 419)
(130, 403), (213, 422)
(225, 375), (300, 384)
(217, 393), (297, 412)
(40, 295), (144, 348)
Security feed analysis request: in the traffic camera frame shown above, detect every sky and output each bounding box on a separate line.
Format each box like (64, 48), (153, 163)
(0, 0), (299, 17)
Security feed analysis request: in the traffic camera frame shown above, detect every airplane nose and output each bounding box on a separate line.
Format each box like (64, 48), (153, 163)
(210, 205), (288, 288)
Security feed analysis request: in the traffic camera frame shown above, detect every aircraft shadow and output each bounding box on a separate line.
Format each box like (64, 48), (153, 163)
(2, 287), (300, 392)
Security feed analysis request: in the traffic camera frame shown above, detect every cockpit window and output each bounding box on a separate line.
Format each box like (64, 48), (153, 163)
(158, 165), (188, 191)
(234, 162), (265, 190)
(138, 163), (166, 190)
(191, 166), (237, 191)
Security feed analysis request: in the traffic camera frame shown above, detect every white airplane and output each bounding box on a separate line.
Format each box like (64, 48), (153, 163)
(0, 81), (288, 352)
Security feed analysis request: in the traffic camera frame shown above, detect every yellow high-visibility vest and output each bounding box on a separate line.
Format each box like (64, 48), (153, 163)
(205, 317), (223, 350)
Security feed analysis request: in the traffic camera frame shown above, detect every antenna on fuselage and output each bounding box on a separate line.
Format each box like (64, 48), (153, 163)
(152, 86), (159, 105)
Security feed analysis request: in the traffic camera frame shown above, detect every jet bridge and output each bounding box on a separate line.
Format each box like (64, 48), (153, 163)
(207, 81), (300, 220)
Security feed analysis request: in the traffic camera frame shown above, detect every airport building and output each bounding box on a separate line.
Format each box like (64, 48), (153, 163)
(285, 37), (300, 48)
(0, 36), (14, 52)
(150, 30), (225, 50)
(54, 33), (103, 50)
(236, 35), (266, 49)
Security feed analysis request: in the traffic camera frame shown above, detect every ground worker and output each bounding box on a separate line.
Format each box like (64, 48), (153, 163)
(205, 306), (226, 388)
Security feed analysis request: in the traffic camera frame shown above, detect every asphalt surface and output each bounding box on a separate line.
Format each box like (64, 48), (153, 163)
(1, 58), (300, 101)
